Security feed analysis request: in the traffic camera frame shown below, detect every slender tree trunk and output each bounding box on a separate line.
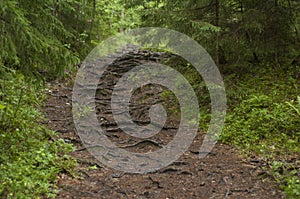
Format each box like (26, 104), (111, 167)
(88, 0), (96, 40)
(215, 0), (220, 67)
(120, 10), (125, 33)
(288, 0), (300, 46)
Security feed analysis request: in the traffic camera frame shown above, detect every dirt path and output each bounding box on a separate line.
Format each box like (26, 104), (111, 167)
(43, 50), (285, 199)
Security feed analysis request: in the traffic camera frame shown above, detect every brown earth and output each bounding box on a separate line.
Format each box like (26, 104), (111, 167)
(43, 50), (285, 199)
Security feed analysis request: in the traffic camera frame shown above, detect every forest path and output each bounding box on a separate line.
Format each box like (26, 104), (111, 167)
(43, 50), (284, 199)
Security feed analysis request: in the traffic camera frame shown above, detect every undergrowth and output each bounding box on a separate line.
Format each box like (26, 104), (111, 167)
(0, 66), (76, 198)
(162, 58), (300, 198)
(221, 65), (300, 198)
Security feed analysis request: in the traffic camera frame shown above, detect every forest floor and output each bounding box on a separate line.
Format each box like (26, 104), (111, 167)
(43, 51), (285, 199)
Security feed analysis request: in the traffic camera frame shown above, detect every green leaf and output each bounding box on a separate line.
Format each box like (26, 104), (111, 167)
(0, 103), (5, 110)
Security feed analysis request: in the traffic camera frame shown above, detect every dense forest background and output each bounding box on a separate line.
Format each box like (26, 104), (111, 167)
(0, 0), (299, 198)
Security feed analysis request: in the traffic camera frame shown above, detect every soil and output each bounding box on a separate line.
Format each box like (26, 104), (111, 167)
(43, 50), (285, 199)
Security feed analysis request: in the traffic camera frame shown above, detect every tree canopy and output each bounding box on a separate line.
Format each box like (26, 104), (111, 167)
(126, 0), (300, 66)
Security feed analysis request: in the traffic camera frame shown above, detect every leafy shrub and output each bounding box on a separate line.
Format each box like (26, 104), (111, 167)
(270, 161), (300, 199)
(221, 94), (300, 154)
(0, 68), (75, 198)
(285, 175), (300, 199)
(221, 66), (299, 198)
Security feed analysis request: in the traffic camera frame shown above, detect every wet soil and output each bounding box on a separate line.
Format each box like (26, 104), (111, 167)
(43, 50), (285, 199)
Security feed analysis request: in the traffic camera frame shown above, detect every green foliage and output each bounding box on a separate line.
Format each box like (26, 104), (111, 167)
(224, 0), (299, 64)
(0, 67), (76, 198)
(0, 0), (82, 76)
(160, 57), (300, 199)
(270, 161), (300, 199)
(125, 0), (221, 56)
(94, 0), (141, 41)
(222, 94), (300, 153)
(0, 0), (141, 77)
(126, 0), (300, 65)
(221, 66), (299, 152)
(0, 1), (141, 198)
(285, 175), (300, 199)
(286, 96), (300, 116)
(1, 0), (299, 197)
(221, 66), (299, 198)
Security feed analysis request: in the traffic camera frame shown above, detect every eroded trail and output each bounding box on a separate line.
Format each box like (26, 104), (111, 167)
(44, 50), (284, 199)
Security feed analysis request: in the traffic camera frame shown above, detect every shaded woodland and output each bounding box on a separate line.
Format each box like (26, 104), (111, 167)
(0, 0), (299, 198)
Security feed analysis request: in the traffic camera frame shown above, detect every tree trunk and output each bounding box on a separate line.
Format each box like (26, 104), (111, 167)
(88, 0), (96, 40)
(215, 0), (220, 67)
